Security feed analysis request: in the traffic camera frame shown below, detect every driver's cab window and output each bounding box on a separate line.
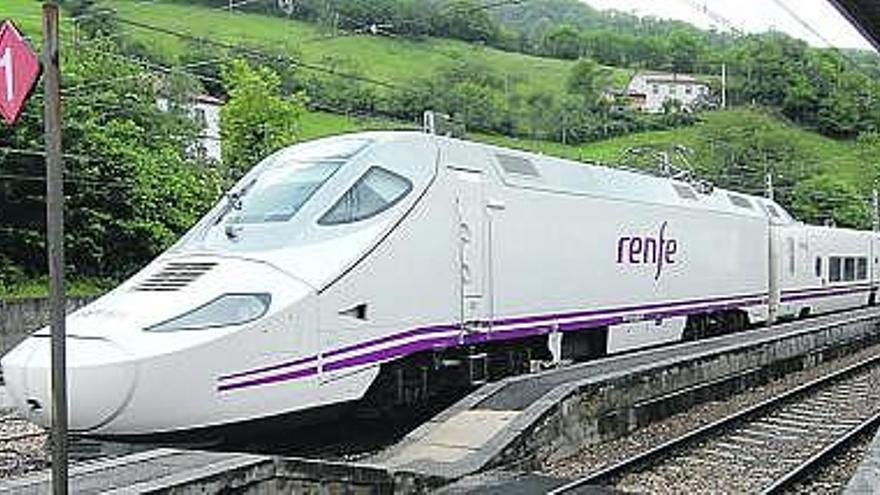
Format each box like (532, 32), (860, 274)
(222, 138), (371, 225)
(319, 167), (412, 225)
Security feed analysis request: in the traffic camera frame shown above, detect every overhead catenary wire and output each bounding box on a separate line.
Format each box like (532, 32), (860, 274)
(300, 0), (524, 43)
(769, 0), (874, 75)
(63, 0), (276, 49)
(113, 16), (404, 90)
(60, 54), (235, 94)
(0, 147), (98, 163)
(0, 173), (133, 190)
(18, 0), (527, 126)
(675, 0), (878, 88)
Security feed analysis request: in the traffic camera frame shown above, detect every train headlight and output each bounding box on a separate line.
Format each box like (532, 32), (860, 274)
(146, 293), (271, 332)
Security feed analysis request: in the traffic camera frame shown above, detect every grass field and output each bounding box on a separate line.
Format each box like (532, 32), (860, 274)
(0, 277), (111, 300)
(3, 0), (630, 95)
(4, 0), (869, 186)
(298, 107), (874, 190)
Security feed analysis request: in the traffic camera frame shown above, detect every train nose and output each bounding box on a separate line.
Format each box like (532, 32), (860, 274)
(2, 337), (136, 432)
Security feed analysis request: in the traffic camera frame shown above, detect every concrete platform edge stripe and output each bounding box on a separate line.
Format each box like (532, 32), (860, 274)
(218, 296), (766, 392)
(218, 291), (766, 383)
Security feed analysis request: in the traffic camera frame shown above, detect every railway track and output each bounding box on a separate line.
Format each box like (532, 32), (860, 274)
(549, 353), (880, 494)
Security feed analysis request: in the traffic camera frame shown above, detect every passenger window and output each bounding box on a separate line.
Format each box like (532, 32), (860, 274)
(787, 238), (795, 276)
(830, 257), (842, 282)
(815, 257), (821, 278)
(858, 257), (868, 280)
(319, 167), (412, 225)
(844, 257), (856, 281)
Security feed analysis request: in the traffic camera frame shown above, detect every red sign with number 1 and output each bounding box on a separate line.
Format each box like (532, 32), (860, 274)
(0, 20), (41, 126)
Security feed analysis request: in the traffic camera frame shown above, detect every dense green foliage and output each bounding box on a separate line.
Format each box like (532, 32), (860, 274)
(4, 0), (880, 296)
(482, 108), (880, 229)
(173, 0), (880, 141)
(791, 175), (871, 228)
(220, 59), (306, 180)
(0, 34), (220, 292)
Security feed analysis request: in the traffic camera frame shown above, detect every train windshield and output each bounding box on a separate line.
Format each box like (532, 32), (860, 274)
(222, 139), (371, 225)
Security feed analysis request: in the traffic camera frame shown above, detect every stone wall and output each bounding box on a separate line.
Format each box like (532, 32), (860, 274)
(0, 296), (97, 357)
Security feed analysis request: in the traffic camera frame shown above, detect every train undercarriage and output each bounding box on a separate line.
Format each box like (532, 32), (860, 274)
(360, 308), (754, 416)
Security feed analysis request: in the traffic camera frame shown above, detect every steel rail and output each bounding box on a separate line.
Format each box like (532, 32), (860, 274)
(761, 409), (880, 494)
(548, 351), (880, 494)
(0, 432), (46, 443)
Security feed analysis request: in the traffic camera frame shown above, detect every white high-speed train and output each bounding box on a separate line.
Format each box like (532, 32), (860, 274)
(3, 132), (877, 439)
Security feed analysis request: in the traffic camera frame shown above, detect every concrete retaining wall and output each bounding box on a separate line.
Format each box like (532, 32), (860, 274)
(490, 313), (880, 471)
(0, 296), (96, 356)
(79, 452), (446, 494)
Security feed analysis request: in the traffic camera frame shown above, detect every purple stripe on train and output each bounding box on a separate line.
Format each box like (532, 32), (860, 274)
(217, 295), (768, 392)
(218, 291), (767, 384)
(219, 355), (317, 382)
(218, 366), (319, 392)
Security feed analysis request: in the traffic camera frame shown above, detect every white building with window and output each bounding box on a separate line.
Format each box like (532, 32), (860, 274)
(625, 71), (711, 113)
(190, 94), (223, 163)
(156, 94), (223, 162)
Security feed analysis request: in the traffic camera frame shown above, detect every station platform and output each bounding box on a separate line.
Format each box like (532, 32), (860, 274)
(371, 307), (880, 479)
(0, 449), (270, 494)
(845, 427), (880, 494)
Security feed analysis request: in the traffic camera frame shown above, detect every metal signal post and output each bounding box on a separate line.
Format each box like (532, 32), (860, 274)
(873, 189), (879, 233)
(43, 2), (69, 493)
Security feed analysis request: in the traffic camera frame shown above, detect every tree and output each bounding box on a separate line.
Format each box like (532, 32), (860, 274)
(434, 0), (499, 44)
(541, 24), (582, 60)
(0, 34), (220, 281)
(668, 29), (701, 73)
(305, 55), (377, 115)
(443, 82), (508, 133)
(220, 59), (306, 181)
(566, 57), (609, 104)
(790, 175), (870, 228)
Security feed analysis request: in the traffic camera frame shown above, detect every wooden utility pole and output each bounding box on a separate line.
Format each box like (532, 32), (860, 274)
(43, 3), (69, 494)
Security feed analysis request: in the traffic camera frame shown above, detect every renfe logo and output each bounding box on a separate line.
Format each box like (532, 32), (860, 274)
(616, 221), (679, 280)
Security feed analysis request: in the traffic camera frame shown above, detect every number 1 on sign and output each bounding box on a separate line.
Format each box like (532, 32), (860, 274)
(0, 47), (12, 103)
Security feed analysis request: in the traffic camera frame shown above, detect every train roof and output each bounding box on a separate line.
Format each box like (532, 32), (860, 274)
(347, 131), (794, 223)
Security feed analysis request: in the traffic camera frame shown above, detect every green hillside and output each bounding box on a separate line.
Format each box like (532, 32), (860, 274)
(5, 0), (875, 197)
(482, 110), (875, 183)
(5, 0), (880, 300)
(3, 0), (629, 93)
(298, 108), (877, 193)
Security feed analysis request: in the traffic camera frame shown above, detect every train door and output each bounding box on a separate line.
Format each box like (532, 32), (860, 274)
(452, 168), (489, 331)
(768, 224), (781, 324)
(872, 235), (879, 304)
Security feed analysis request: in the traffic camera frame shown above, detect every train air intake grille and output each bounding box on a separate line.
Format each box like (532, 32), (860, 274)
(134, 262), (217, 291)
